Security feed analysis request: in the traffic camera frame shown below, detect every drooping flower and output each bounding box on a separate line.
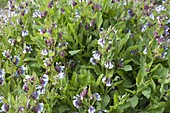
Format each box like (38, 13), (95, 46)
(155, 5), (166, 13)
(0, 69), (5, 85)
(1, 104), (9, 112)
(23, 45), (33, 54)
(73, 95), (81, 108)
(31, 92), (39, 100)
(36, 85), (46, 95)
(88, 106), (96, 113)
(92, 51), (101, 61)
(91, 93), (101, 101)
(2, 50), (11, 58)
(22, 83), (29, 92)
(55, 62), (65, 73)
(43, 58), (52, 66)
(11, 55), (20, 65)
(40, 74), (48, 87)
(22, 30), (29, 37)
(143, 47), (147, 54)
(41, 49), (48, 56)
(32, 103), (44, 113)
(8, 38), (16, 46)
(104, 61), (114, 69)
(18, 106), (24, 112)
(16, 65), (26, 76)
(98, 38), (105, 48)
(90, 57), (97, 65)
(102, 76), (112, 86)
(0, 96), (4, 103)
(32, 10), (41, 18)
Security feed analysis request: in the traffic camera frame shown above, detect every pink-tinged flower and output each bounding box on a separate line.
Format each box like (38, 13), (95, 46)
(40, 11), (47, 18)
(38, 28), (47, 34)
(1, 104), (9, 112)
(98, 38), (105, 48)
(48, 1), (54, 8)
(80, 87), (88, 100)
(73, 95), (81, 108)
(88, 106), (96, 113)
(104, 61), (114, 69)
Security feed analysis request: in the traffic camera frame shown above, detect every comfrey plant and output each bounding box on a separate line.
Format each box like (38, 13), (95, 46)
(0, 0), (170, 113)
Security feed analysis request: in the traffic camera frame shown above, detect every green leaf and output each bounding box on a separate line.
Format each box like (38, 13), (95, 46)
(117, 33), (130, 53)
(123, 65), (132, 71)
(129, 95), (138, 108)
(101, 95), (110, 108)
(95, 12), (103, 30)
(142, 89), (151, 99)
(68, 50), (81, 56)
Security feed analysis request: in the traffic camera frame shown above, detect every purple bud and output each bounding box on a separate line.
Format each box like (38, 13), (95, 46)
(144, 5), (149, 10)
(90, 20), (95, 27)
(1, 104), (9, 112)
(23, 84), (29, 92)
(58, 32), (63, 39)
(48, 1), (54, 8)
(18, 106), (24, 112)
(41, 11), (47, 18)
(80, 88), (88, 100)
(72, 0), (77, 6)
(85, 24), (90, 30)
(61, 8), (65, 14)
(88, 0), (92, 5)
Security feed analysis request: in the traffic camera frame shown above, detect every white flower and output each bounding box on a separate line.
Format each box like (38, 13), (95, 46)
(41, 49), (48, 56)
(22, 30), (29, 37)
(149, 13), (154, 20)
(58, 72), (65, 79)
(32, 10), (41, 18)
(155, 5), (166, 13)
(143, 48), (147, 54)
(98, 38), (105, 48)
(104, 61), (114, 69)
(88, 106), (96, 113)
(73, 95), (81, 108)
(92, 51), (101, 61)
(23, 45), (33, 54)
(0, 96), (4, 103)
(40, 74), (49, 87)
(90, 57), (96, 65)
